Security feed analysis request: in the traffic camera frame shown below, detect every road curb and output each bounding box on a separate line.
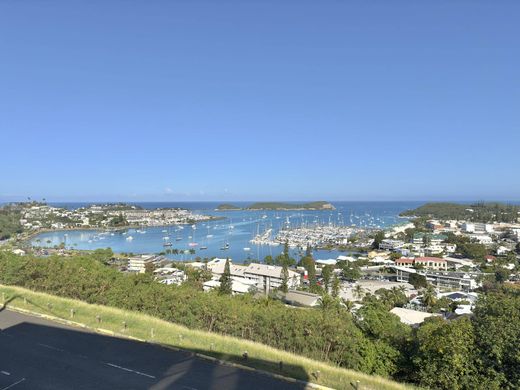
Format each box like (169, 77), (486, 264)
(3, 304), (333, 390)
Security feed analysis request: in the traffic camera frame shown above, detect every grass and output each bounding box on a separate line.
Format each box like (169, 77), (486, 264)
(0, 284), (417, 390)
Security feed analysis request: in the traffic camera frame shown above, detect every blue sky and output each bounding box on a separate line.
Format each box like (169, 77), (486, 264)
(1, 1), (519, 202)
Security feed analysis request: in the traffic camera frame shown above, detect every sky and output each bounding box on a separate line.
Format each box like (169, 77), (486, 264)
(1, 1), (519, 202)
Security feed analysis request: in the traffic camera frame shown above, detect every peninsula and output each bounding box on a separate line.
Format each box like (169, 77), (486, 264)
(215, 201), (335, 211)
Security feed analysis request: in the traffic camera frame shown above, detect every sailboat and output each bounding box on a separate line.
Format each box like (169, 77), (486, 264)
(188, 225), (198, 247)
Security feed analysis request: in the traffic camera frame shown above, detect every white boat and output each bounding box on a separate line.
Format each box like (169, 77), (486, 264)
(188, 242), (199, 247)
(126, 236), (134, 241)
(206, 234), (214, 238)
(243, 247), (251, 251)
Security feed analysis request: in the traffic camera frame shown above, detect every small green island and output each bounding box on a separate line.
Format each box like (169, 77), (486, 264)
(216, 201), (335, 211)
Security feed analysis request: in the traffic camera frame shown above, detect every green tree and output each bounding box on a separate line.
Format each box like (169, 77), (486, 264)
(219, 258), (232, 295)
(421, 285), (437, 310)
(472, 290), (520, 388)
(408, 273), (427, 289)
(412, 317), (478, 389)
(321, 265), (333, 293)
(280, 263), (289, 293)
(331, 273), (340, 298)
(494, 267), (511, 283)
(372, 231), (385, 249)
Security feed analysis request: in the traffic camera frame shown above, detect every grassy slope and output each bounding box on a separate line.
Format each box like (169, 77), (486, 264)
(0, 285), (415, 390)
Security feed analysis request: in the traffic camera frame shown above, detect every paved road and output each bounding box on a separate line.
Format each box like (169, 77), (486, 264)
(0, 309), (307, 390)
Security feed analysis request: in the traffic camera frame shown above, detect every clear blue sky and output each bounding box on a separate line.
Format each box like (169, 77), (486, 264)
(1, 1), (519, 202)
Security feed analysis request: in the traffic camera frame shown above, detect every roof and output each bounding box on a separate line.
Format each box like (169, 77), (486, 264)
(415, 257), (447, 263)
(282, 290), (322, 307)
(316, 259), (337, 266)
(390, 307), (439, 326)
(396, 258), (414, 264)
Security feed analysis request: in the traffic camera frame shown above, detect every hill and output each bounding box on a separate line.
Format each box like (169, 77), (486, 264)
(400, 202), (520, 223)
(215, 203), (242, 211)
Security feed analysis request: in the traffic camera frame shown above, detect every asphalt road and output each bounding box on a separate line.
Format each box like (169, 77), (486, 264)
(0, 309), (307, 390)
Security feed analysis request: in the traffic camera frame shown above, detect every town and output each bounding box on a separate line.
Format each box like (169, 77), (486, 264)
(10, 202), (216, 233)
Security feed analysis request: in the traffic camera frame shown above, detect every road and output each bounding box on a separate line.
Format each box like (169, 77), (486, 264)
(0, 309), (307, 390)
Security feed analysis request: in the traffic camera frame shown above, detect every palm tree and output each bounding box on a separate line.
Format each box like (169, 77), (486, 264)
(421, 285), (437, 309)
(341, 298), (354, 313)
(353, 284), (365, 301)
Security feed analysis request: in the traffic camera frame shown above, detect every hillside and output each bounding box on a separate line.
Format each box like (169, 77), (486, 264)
(0, 285), (413, 390)
(400, 202), (520, 223)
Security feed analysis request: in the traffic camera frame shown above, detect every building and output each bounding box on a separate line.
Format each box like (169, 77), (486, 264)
(206, 259), (300, 294)
(394, 257), (447, 271)
(414, 257), (448, 271)
(412, 233), (448, 245)
(379, 239), (405, 251)
(392, 266), (481, 291)
(127, 254), (157, 273)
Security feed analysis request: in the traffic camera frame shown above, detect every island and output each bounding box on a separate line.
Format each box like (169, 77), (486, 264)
(216, 201), (335, 211)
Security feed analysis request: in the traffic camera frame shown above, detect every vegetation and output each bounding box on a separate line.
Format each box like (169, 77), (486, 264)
(0, 284), (412, 390)
(1, 251), (520, 388)
(400, 202), (520, 223)
(215, 203), (242, 210)
(0, 204), (23, 240)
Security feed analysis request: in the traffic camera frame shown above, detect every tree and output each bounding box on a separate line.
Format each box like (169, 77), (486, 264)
(280, 263), (289, 293)
(353, 284), (366, 301)
(472, 291), (520, 387)
(372, 231), (385, 249)
(412, 317), (478, 389)
(321, 265), (333, 293)
(341, 264), (361, 281)
(408, 273), (427, 289)
(421, 285), (437, 310)
(219, 258), (232, 295)
(494, 267), (511, 283)
(331, 273), (340, 298)
(515, 242), (520, 255)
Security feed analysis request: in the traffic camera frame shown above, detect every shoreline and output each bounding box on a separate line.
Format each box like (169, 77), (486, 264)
(20, 217), (226, 244)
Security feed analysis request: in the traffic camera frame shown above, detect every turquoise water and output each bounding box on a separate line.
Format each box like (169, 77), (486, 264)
(30, 201), (422, 263)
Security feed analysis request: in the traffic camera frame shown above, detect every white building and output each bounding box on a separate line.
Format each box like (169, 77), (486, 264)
(206, 259), (300, 294)
(127, 254), (157, 273)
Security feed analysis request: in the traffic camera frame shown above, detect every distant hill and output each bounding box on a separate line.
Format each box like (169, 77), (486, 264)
(215, 204), (242, 211)
(248, 201), (335, 210)
(400, 202), (520, 223)
(216, 201), (335, 211)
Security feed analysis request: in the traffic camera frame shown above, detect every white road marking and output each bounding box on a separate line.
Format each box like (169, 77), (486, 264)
(0, 371), (10, 376)
(1, 378), (26, 390)
(106, 363), (156, 379)
(37, 343), (65, 352)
